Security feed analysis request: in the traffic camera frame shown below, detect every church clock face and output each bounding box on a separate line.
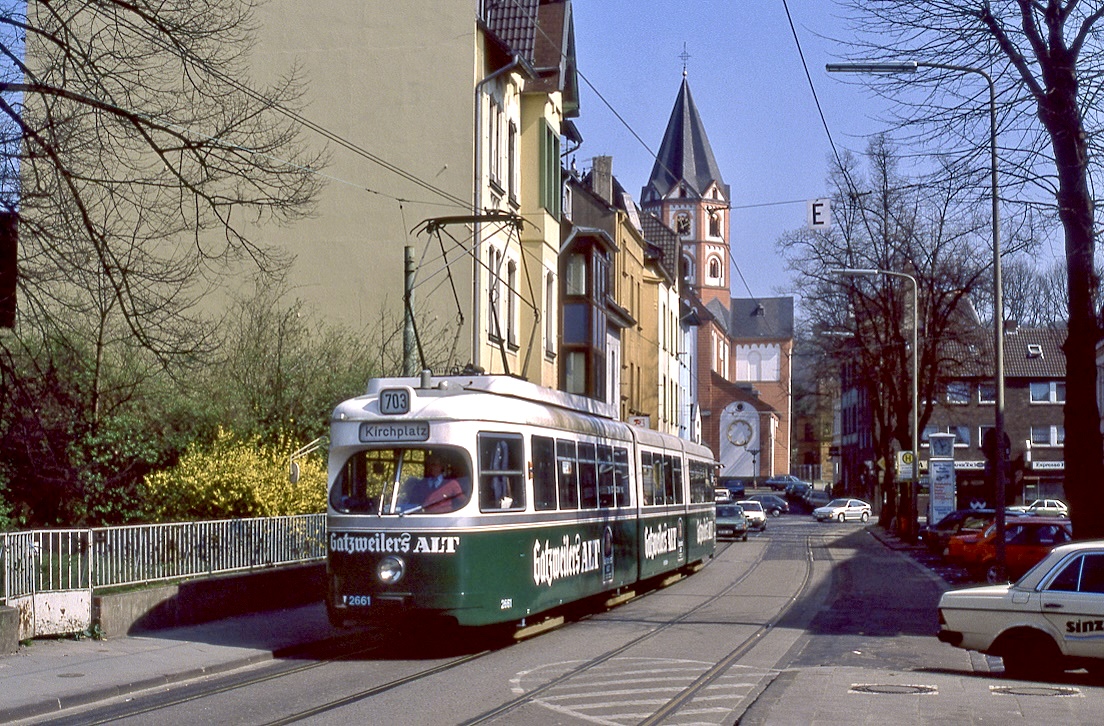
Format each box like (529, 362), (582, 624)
(726, 420), (752, 447)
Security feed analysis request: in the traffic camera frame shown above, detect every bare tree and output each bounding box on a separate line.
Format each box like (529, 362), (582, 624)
(837, 0), (1104, 537)
(1, 0), (325, 372)
(781, 137), (998, 524)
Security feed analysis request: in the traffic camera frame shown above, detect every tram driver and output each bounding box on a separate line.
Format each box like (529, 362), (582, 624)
(399, 450), (469, 513)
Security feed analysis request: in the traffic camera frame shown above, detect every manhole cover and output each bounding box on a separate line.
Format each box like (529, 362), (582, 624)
(990, 685), (1081, 698)
(850, 684), (937, 695)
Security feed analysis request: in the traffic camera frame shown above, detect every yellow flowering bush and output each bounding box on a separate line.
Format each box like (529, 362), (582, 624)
(144, 427), (326, 520)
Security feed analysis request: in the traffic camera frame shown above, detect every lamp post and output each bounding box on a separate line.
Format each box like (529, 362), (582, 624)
(827, 60), (1005, 571)
(831, 268), (919, 540)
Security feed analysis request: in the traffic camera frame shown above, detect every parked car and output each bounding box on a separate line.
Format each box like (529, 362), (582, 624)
(921, 509), (1024, 555)
(718, 477), (747, 500)
(765, 474), (807, 492)
(737, 500), (767, 531)
(937, 539), (1104, 677)
(813, 498), (872, 523)
(714, 487), (734, 503)
(947, 516), (1073, 583)
(785, 482), (812, 501)
(1007, 498), (1069, 517)
(746, 493), (789, 517)
(803, 488), (832, 510)
(715, 503), (749, 541)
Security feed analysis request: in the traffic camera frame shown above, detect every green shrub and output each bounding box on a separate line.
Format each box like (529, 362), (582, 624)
(144, 427), (326, 520)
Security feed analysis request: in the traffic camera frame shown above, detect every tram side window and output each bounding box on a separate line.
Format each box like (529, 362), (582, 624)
(689, 460), (710, 504)
(656, 454), (671, 505)
(532, 435), (558, 511)
(557, 439), (580, 509)
(671, 456), (684, 504)
(642, 452), (662, 506)
(578, 442), (598, 509)
(597, 445), (615, 508)
(479, 434), (525, 511)
(613, 447), (631, 507)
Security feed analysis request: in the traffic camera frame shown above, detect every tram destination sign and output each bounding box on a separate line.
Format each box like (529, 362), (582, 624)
(359, 421), (430, 442)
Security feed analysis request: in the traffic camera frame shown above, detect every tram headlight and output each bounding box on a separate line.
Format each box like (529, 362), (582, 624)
(377, 556), (405, 585)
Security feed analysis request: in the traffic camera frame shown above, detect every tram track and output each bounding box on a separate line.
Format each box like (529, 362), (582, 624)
(32, 533), (820, 725)
(460, 533), (820, 725)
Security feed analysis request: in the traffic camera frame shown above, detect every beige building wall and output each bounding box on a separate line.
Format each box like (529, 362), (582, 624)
(247, 1), (560, 382)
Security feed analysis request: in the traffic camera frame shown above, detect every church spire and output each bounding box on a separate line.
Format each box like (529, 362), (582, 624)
(641, 77), (726, 205)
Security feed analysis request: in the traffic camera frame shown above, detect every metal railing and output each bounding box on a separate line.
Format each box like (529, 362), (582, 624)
(1, 514), (326, 603)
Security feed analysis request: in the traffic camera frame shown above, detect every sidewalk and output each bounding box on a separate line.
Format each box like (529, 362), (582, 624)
(0, 603), (355, 723)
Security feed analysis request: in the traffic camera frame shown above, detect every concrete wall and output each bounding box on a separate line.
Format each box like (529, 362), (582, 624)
(0, 564), (326, 648)
(0, 606), (18, 654)
(93, 562), (326, 638)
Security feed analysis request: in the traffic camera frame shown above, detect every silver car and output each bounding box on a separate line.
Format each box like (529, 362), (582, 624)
(813, 498), (871, 523)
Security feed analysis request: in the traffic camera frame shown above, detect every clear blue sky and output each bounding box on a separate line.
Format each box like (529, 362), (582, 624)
(571, 2), (895, 303)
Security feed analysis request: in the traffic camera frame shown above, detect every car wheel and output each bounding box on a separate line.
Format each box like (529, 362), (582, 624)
(999, 630), (1062, 678)
(860, 512), (869, 522)
(770, 508), (781, 517)
(837, 512), (846, 523)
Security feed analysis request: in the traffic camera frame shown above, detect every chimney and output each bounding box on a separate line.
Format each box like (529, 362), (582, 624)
(591, 155), (613, 205)
(1004, 319), (1019, 333)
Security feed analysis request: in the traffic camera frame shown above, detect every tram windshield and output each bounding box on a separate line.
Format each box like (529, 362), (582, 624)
(330, 447), (472, 515)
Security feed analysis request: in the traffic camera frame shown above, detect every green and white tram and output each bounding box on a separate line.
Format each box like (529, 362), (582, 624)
(326, 373), (716, 629)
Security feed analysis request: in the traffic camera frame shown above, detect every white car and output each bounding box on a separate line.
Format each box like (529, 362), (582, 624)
(937, 540), (1104, 677)
(1007, 498), (1069, 517)
(813, 498), (871, 523)
(737, 500), (767, 531)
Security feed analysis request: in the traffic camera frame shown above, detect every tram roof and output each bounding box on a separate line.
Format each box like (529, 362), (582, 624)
(365, 374), (619, 420)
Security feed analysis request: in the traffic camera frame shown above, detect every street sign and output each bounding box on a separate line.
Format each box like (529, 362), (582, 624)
(807, 198), (831, 228)
(896, 450), (915, 480)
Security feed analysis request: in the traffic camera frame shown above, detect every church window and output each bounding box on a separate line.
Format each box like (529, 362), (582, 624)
(681, 254), (694, 283)
(708, 257), (721, 280)
(709, 210), (721, 238)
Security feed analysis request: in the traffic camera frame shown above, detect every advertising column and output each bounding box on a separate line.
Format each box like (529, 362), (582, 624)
(928, 433), (957, 526)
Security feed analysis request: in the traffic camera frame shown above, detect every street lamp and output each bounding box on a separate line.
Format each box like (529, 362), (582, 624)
(827, 60), (1005, 572)
(831, 268), (919, 540)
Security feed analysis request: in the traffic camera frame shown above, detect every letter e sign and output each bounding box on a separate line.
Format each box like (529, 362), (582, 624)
(807, 198), (831, 229)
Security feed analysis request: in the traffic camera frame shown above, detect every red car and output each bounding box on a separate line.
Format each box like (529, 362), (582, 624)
(947, 516), (1072, 583)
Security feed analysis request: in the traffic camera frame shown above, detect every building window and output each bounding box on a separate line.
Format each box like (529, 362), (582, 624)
(539, 121), (561, 217)
(488, 99), (503, 189)
(978, 382), (996, 404)
(565, 253), (586, 296)
(506, 259), (518, 348)
(507, 120), (518, 203)
(946, 381), (970, 404)
(565, 351), (586, 394)
(545, 271), (556, 357)
(707, 256), (721, 283)
(1030, 424), (1065, 447)
(978, 424), (994, 450)
(709, 210), (721, 237)
(1030, 381), (1066, 403)
(487, 247), (501, 339)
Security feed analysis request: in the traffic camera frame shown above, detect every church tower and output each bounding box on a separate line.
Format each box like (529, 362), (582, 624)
(640, 73), (730, 307)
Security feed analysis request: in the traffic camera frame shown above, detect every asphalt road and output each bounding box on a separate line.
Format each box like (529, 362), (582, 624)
(24, 517), (1104, 725)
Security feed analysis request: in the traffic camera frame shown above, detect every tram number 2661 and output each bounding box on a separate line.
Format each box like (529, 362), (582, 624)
(500, 598), (513, 610)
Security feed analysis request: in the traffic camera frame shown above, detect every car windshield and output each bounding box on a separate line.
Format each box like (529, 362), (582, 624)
(740, 502), (763, 512)
(717, 505), (742, 517)
(826, 499), (849, 508)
